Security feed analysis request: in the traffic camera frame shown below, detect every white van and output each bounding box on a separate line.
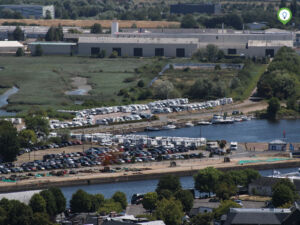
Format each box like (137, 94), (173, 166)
(230, 142), (238, 150)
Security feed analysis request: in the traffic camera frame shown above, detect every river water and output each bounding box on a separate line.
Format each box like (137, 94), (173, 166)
(0, 87), (18, 116)
(139, 119), (300, 143)
(59, 167), (299, 205)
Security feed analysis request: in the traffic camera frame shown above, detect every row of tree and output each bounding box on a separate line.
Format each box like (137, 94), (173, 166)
(0, 187), (65, 225)
(257, 47), (300, 100)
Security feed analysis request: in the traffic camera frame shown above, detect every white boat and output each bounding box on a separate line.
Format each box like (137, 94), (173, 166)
(162, 124), (176, 130)
(185, 122), (194, 127)
(197, 121), (212, 125)
(145, 126), (160, 131)
(211, 115), (234, 124)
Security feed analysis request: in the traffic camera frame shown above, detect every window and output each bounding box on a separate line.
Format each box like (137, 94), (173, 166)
(176, 48), (185, 57)
(227, 49), (237, 55)
(134, 48), (143, 57)
(112, 48), (121, 56)
(155, 48), (164, 57)
(265, 49), (274, 57)
(91, 47), (100, 55)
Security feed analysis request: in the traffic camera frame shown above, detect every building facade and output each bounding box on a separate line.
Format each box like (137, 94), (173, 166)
(0, 5), (55, 19)
(28, 42), (76, 55)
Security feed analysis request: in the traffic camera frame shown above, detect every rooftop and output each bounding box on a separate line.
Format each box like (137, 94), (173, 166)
(29, 42), (76, 46)
(0, 41), (23, 47)
(78, 37), (199, 44)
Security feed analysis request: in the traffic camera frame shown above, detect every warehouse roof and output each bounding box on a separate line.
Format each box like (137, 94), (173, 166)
(78, 37), (199, 44)
(248, 40), (293, 47)
(0, 41), (23, 47)
(29, 42), (76, 46)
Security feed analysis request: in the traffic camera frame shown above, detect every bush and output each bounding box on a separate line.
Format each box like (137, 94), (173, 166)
(98, 50), (106, 58)
(109, 51), (118, 58)
(15, 48), (24, 57)
(34, 44), (43, 56)
(137, 79), (145, 87)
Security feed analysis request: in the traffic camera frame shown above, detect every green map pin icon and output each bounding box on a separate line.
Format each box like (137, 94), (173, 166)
(278, 8), (292, 25)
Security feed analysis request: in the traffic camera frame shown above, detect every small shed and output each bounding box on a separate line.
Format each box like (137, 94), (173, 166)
(268, 140), (287, 151)
(0, 41), (24, 53)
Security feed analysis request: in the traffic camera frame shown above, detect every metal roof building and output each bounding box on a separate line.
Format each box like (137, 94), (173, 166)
(0, 41), (23, 53)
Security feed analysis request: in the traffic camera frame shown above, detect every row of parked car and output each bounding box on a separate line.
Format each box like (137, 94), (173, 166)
(18, 140), (83, 156)
(0, 144), (205, 175)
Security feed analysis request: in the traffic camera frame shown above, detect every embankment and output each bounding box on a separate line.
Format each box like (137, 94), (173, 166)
(0, 159), (300, 193)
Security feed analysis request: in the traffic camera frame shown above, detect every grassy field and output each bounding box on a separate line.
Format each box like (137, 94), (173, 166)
(0, 56), (156, 113)
(0, 19), (180, 28)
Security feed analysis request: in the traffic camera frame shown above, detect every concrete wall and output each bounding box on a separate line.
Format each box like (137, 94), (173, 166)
(28, 44), (74, 55)
(78, 42), (198, 57)
(0, 46), (22, 53)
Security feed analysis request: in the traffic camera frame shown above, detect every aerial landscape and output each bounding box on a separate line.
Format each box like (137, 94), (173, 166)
(0, 0), (300, 224)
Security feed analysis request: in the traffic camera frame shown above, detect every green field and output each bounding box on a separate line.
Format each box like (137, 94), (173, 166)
(0, 56), (266, 114)
(0, 56), (157, 112)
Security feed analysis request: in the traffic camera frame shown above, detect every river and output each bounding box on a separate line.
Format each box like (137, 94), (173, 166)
(0, 87), (18, 116)
(139, 119), (300, 142)
(58, 167), (299, 205)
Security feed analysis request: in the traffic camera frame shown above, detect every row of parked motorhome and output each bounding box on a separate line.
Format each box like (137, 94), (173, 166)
(50, 98), (233, 129)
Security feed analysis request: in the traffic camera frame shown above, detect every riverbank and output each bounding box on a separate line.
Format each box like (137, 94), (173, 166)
(1, 157), (300, 193)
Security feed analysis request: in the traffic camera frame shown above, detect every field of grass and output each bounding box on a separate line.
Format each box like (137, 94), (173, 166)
(230, 64), (267, 100)
(0, 56), (155, 113)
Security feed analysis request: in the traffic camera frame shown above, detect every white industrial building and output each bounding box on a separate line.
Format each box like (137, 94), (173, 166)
(0, 41), (23, 53)
(28, 42), (76, 55)
(27, 22), (295, 58)
(77, 37), (199, 57)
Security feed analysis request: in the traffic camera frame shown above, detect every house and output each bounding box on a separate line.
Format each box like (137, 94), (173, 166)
(222, 208), (291, 225)
(268, 140), (287, 151)
(248, 177), (280, 196)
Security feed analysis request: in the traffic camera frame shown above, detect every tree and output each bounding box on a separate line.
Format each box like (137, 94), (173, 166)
(194, 167), (222, 197)
(112, 191), (127, 209)
(45, 10), (52, 19)
(91, 23), (102, 34)
(206, 44), (219, 62)
(31, 212), (53, 225)
(45, 26), (63, 41)
(12, 26), (24, 41)
(34, 44), (43, 56)
(267, 97), (280, 119)
(153, 80), (175, 99)
(18, 129), (37, 148)
(29, 194), (46, 213)
(70, 189), (92, 213)
(142, 192), (158, 212)
(24, 115), (49, 136)
(175, 190), (194, 213)
(48, 187), (66, 214)
(272, 184), (294, 207)
(109, 51), (118, 58)
(0, 120), (19, 162)
(7, 200), (33, 225)
(98, 199), (123, 214)
(15, 47), (24, 57)
(215, 180), (237, 200)
(213, 200), (241, 220)
(280, 0), (287, 8)
(90, 194), (105, 212)
(190, 212), (212, 225)
(156, 175), (182, 195)
(40, 190), (57, 218)
(181, 14), (198, 28)
(137, 80), (145, 88)
(155, 198), (184, 225)
(98, 49), (106, 58)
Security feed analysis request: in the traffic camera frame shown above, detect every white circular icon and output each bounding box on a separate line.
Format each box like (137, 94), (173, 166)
(279, 9), (291, 21)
